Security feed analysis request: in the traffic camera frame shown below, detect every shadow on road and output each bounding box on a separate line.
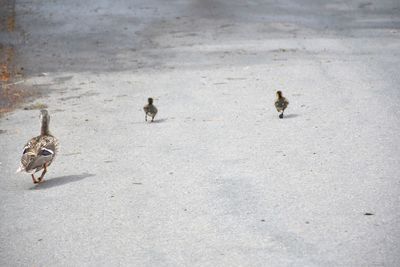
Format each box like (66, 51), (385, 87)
(152, 118), (167, 123)
(132, 118), (168, 124)
(284, 114), (299, 119)
(30, 173), (95, 190)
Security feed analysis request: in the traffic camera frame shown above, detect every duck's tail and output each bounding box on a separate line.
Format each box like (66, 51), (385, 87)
(16, 165), (24, 173)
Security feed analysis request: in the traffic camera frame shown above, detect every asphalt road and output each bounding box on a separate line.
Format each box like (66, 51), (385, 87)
(1, 0), (400, 266)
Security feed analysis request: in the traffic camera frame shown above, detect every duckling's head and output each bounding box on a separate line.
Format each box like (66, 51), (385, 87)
(40, 109), (49, 122)
(148, 98), (154, 105)
(276, 91), (283, 98)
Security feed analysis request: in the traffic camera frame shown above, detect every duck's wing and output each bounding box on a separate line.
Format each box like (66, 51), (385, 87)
(151, 105), (158, 115)
(274, 99), (283, 108)
(41, 135), (59, 156)
(17, 136), (39, 173)
(144, 105), (157, 115)
(284, 98), (289, 106)
(275, 98), (288, 109)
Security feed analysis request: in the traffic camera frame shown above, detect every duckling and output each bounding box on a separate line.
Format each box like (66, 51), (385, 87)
(143, 97), (158, 122)
(17, 109), (59, 184)
(274, 91), (289, 119)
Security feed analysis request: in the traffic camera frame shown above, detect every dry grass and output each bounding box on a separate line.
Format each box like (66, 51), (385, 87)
(23, 102), (48, 110)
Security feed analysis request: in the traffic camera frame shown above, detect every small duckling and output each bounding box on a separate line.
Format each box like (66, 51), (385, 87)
(17, 109), (59, 184)
(143, 97), (158, 122)
(274, 91), (289, 119)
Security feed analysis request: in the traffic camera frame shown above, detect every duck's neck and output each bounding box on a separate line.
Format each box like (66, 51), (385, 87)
(41, 116), (50, 136)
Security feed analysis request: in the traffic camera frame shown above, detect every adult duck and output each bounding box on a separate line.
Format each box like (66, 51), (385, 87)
(17, 109), (59, 184)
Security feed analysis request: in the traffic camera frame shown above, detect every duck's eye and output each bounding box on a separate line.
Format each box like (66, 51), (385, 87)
(22, 147), (28, 154)
(41, 148), (53, 156)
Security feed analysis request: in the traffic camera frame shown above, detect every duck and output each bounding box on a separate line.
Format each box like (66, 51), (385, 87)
(274, 91), (289, 119)
(143, 97), (158, 122)
(17, 109), (59, 184)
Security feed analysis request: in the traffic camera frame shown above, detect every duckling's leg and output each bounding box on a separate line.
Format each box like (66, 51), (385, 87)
(31, 174), (38, 184)
(151, 115), (155, 122)
(145, 114), (147, 121)
(37, 164), (47, 183)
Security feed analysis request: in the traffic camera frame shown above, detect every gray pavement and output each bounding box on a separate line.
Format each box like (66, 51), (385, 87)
(1, 0), (400, 266)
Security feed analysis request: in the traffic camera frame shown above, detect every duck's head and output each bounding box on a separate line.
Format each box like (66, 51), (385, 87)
(40, 109), (50, 135)
(276, 91), (283, 98)
(148, 98), (154, 105)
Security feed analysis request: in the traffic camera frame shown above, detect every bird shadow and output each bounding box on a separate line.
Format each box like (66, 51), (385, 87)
(131, 118), (167, 124)
(151, 118), (167, 123)
(284, 114), (300, 119)
(29, 173), (95, 190)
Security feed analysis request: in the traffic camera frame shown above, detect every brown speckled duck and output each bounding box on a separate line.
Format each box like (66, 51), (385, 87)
(274, 91), (289, 119)
(143, 97), (158, 122)
(17, 109), (59, 184)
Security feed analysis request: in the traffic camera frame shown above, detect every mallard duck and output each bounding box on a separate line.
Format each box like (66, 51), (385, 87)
(16, 109), (59, 184)
(274, 91), (289, 119)
(143, 97), (158, 122)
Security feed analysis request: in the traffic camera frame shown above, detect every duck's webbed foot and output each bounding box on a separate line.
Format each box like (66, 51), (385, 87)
(31, 174), (38, 184)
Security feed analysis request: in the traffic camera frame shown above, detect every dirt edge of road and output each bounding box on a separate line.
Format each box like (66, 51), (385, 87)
(0, 0), (41, 117)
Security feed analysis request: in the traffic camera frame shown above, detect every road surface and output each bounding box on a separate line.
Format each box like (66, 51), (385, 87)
(1, 0), (400, 266)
